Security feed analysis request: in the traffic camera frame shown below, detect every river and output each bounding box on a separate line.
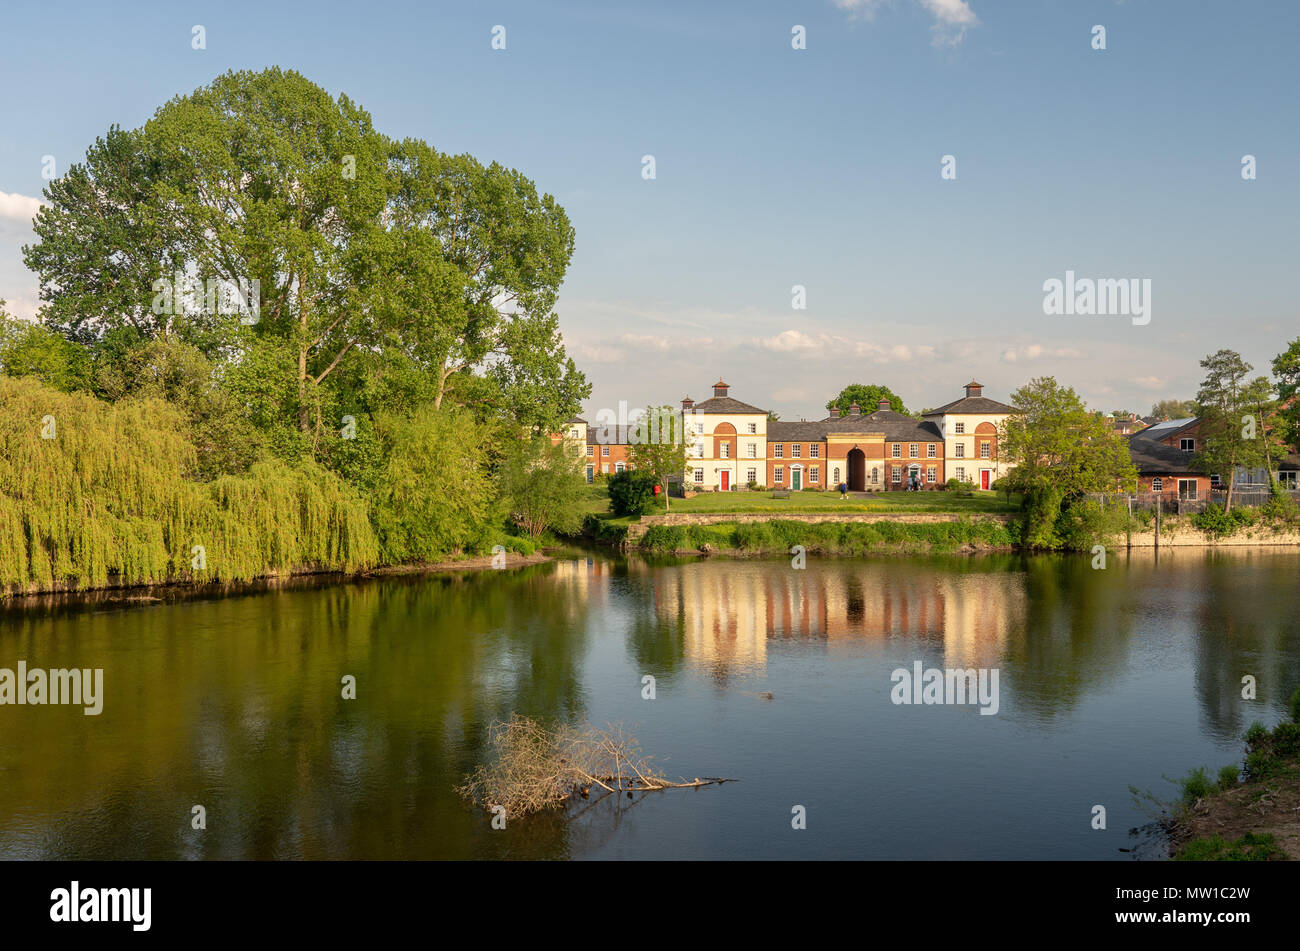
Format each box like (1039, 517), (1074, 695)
(2, 547), (1297, 859)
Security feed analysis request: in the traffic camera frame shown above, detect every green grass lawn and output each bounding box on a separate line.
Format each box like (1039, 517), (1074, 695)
(581, 483), (1020, 519)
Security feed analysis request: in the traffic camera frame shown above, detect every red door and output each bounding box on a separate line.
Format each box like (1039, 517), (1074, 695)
(980, 470), (991, 490)
(721, 471), (730, 491)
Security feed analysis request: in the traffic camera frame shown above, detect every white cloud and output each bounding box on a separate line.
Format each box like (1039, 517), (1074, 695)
(1000, 344), (1085, 363)
(834, 0), (979, 46)
(0, 191), (43, 225)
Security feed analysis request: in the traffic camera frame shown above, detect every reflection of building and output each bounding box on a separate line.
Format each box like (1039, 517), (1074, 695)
(653, 562), (1024, 673)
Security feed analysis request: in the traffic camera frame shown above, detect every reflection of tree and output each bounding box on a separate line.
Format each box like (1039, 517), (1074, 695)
(1187, 551), (1300, 741)
(0, 561), (594, 859)
(998, 554), (1137, 717)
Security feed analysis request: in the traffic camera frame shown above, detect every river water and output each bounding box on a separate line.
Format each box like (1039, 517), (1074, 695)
(2, 547), (1297, 859)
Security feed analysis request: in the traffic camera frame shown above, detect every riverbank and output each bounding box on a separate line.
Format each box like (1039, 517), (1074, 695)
(0, 550), (552, 608)
(588, 513), (1019, 555)
(1165, 694), (1300, 861)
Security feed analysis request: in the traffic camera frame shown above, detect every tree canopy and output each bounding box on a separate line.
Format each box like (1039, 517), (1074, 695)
(23, 68), (590, 453)
(826, 383), (908, 417)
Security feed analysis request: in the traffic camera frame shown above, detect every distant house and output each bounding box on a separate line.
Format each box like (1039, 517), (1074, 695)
(768, 398), (946, 492)
(1126, 420), (1212, 500)
(1126, 417), (1300, 496)
(682, 381), (770, 491)
(921, 381), (1019, 490)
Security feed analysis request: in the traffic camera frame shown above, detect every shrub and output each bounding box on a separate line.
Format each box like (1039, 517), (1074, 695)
(640, 525), (686, 552)
(1216, 764), (1239, 789)
(607, 470), (659, 517)
(1178, 766), (1214, 805)
(1191, 504), (1253, 539)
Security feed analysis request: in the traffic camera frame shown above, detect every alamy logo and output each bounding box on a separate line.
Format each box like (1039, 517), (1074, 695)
(50, 882), (151, 931)
(0, 662), (103, 715)
(890, 661), (1000, 715)
(1042, 270), (1150, 326)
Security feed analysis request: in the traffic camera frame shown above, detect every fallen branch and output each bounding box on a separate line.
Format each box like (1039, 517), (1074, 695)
(457, 714), (735, 817)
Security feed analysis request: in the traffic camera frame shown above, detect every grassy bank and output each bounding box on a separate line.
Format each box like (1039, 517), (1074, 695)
(626, 517), (1018, 556)
(1146, 690), (1300, 861)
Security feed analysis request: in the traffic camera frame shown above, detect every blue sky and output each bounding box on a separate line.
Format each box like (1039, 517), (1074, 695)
(1, 0), (1297, 419)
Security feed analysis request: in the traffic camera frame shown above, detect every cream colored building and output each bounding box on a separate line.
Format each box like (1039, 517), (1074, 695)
(680, 381), (768, 491)
(921, 381), (1018, 490)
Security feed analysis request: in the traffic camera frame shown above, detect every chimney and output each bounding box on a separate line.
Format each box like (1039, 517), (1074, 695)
(964, 380), (983, 398)
(681, 395), (694, 411)
(877, 398), (891, 412)
(849, 402), (860, 416)
(713, 380), (729, 398)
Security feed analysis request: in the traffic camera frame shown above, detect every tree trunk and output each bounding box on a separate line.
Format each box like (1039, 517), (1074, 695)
(297, 273), (310, 433)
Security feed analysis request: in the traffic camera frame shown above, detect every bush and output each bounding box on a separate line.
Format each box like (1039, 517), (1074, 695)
(640, 525), (686, 552)
(1290, 687), (1300, 724)
(1216, 764), (1240, 789)
(1191, 504), (1253, 539)
(1178, 766), (1214, 805)
(607, 470), (659, 517)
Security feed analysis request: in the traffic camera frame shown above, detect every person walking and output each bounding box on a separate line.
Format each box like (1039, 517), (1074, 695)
(839, 481), (848, 499)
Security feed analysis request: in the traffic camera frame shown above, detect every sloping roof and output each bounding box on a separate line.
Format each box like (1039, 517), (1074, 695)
(771, 413), (943, 443)
(922, 395), (1018, 416)
(1126, 432), (1199, 475)
(1138, 417), (1198, 442)
(691, 396), (768, 415)
(587, 424), (634, 445)
(565, 416), (587, 425)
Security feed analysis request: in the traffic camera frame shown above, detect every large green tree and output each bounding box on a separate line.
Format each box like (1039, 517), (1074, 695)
(1271, 337), (1300, 451)
(23, 68), (589, 454)
(1150, 397), (1197, 420)
(1000, 377), (1137, 547)
(826, 383), (907, 416)
(1194, 350), (1268, 512)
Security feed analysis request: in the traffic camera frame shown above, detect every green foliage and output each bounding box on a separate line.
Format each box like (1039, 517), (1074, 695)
(1271, 336), (1300, 450)
(826, 383), (908, 416)
(0, 310), (93, 393)
(1150, 398), (1196, 420)
(607, 470), (659, 517)
(1055, 498), (1133, 551)
(0, 376), (376, 595)
(1193, 350), (1269, 512)
(23, 67), (589, 449)
(1290, 688), (1300, 724)
(1175, 833), (1285, 862)
(1191, 504), (1255, 538)
(369, 404), (496, 563)
(625, 406), (690, 512)
(639, 525), (686, 552)
(1001, 377), (1137, 503)
(1178, 766), (1214, 805)
(498, 435), (587, 538)
(638, 518), (1016, 555)
(1216, 764), (1240, 789)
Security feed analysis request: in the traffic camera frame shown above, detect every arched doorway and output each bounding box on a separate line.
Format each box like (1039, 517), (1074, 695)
(847, 448), (866, 491)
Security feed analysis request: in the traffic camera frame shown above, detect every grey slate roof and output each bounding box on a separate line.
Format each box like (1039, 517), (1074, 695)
(1126, 432), (1199, 475)
(922, 395), (1019, 416)
(770, 412), (943, 443)
(690, 396), (769, 415)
